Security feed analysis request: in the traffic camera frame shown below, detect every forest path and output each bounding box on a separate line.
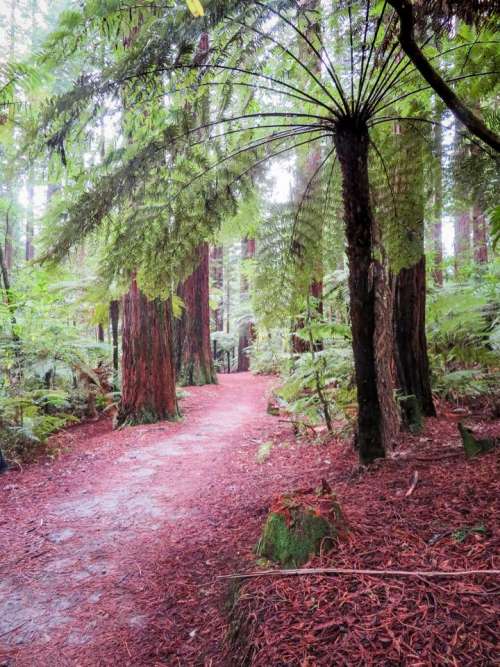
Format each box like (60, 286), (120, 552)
(0, 373), (325, 666)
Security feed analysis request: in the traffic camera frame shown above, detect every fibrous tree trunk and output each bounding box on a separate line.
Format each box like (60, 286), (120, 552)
(109, 300), (119, 392)
(237, 237), (255, 372)
(176, 243), (217, 386)
(394, 256), (436, 426)
(116, 278), (178, 426)
(454, 211), (471, 275)
(334, 119), (399, 463)
(432, 121), (444, 287)
(210, 245), (224, 363)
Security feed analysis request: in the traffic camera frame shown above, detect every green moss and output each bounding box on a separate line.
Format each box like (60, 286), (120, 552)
(399, 394), (423, 434)
(256, 509), (337, 567)
(458, 422), (497, 458)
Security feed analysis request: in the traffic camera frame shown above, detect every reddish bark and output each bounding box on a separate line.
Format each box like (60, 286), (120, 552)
(454, 211), (471, 274)
(116, 278), (178, 426)
(237, 238), (256, 372)
(472, 204), (488, 265)
(432, 123), (444, 287)
(394, 256), (436, 423)
(176, 243), (217, 386)
(109, 300), (120, 392)
(210, 246), (224, 333)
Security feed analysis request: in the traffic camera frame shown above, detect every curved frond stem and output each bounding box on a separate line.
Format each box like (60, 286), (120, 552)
(165, 78), (337, 117)
(357, 1), (390, 110)
(174, 110), (331, 144)
(290, 144), (337, 252)
(364, 31), (441, 115)
(354, 0), (372, 115)
(384, 40), (500, 100)
(372, 71), (499, 117)
(252, 0), (350, 115)
(369, 115), (490, 153)
(361, 39), (401, 117)
(169, 63), (337, 118)
(213, 132), (333, 198)
(348, 5), (355, 111)
(228, 15), (342, 117)
(173, 127), (329, 200)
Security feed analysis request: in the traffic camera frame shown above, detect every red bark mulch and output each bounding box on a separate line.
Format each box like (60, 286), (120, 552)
(0, 374), (498, 666)
(230, 416), (500, 667)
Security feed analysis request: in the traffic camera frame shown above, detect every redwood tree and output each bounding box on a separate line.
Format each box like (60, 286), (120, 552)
(237, 237), (255, 372)
(176, 243), (217, 386)
(116, 278), (178, 426)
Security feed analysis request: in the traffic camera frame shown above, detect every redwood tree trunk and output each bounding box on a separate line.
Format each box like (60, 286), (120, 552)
(117, 279), (178, 426)
(394, 256), (436, 425)
(176, 243), (217, 386)
(454, 211), (471, 275)
(334, 120), (398, 463)
(432, 122), (444, 287)
(472, 204), (488, 265)
(237, 237), (255, 372)
(210, 245), (224, 332)
(110, 299), (119, 392)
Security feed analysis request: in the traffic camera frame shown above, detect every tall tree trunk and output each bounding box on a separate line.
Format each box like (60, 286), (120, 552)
(432, 122), (444, 286)
(334, 120), (399, 463)
(176, 243), (217, 386)
(109, 300), (120, 392)
(25, 178), (35, 261)
(394, 256), (436, 425)
(210, 245), (224, 332)
(454, 211), (471, 275)
(472, 203), (488, 265)
(97, 323), (105, 343)
(117, 278), (178, 426)
(237, 237), (255, 372)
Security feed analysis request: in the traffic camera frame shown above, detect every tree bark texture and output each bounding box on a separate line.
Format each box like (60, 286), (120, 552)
(109, 299), (120, 392)
(472, 204), (488, 264)
(210, 245), (224, 332)
(176, 243), (217, 386)
(432, 122), (444, 286)
(394, 256), (436, 423)
(454, 211), (471, 275)
(334, 120), (399, 463)
(117, 278), (178, 426)
(237, 237), (256, 372)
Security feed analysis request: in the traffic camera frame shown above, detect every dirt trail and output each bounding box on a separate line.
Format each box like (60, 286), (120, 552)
(1, 373), (322, 666)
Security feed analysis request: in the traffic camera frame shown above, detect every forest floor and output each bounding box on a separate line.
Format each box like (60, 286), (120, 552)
(0, 373), (499, 666)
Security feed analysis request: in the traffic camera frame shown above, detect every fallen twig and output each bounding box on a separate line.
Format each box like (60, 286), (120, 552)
(278, 419), (317, 434)
(218, 567), (500, 580)
(405, 470), (419, 497)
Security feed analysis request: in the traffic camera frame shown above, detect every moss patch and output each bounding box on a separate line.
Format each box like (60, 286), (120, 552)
(256, 487), (347, 567)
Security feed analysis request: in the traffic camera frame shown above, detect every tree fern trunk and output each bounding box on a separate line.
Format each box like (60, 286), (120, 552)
(334, 119), (398, 463)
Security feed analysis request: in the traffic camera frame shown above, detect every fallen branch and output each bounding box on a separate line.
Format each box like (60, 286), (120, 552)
(218, 567), (500, 581)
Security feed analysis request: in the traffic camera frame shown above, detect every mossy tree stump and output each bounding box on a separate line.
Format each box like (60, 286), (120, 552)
(256, 484), (347, 567)
(458, 422), (498, 459)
